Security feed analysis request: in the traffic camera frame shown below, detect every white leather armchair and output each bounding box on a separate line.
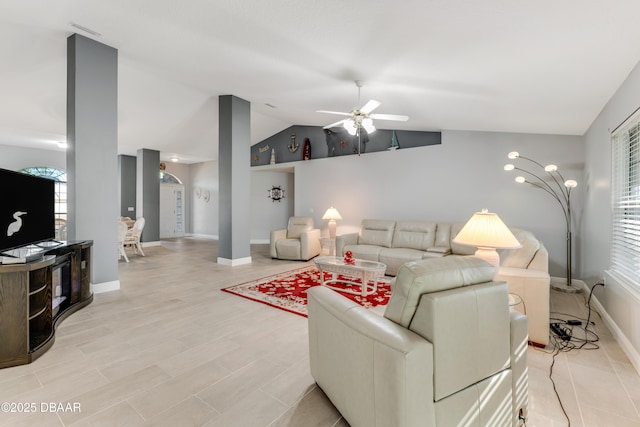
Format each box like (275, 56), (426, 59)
(308, 256), (528, 427)
(270, 216), (321, 261)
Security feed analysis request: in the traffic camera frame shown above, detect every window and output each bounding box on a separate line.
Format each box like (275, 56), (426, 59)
(19, 167), (67, 235)
(611, 109), (640, 287)
(160, 171), (182, 184)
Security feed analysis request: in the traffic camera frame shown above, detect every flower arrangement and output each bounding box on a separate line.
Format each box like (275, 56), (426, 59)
(343, 250), (355, 265)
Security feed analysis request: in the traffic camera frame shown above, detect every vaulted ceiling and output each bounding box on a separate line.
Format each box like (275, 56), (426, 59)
(3, 0), (640, 163)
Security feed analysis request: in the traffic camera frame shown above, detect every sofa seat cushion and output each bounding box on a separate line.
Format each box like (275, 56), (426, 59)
(358, 219), (396, 248)
(344, 244), (383, 262)
(379, 248), (427, 276)
(392, 221), (437, 250)
(275, 239), (301, 259)
(384, 256), (495, 327)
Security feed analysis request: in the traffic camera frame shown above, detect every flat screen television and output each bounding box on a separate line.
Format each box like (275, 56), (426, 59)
(0, 168), (55, 254)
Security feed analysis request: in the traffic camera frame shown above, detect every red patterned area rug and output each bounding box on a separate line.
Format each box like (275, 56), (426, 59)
(222, 265), (392, 317)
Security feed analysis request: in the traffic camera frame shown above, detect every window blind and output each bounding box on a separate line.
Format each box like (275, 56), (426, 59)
(611, 110), (640, 286)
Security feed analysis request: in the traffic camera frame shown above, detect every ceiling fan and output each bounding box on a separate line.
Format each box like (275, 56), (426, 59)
(317, 80), (409, 136)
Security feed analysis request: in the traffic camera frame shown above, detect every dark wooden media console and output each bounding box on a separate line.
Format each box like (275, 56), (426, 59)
(0, 240), (93, 368)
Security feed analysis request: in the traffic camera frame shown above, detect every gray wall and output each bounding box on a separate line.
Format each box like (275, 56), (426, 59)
(582, 58), (640, 359)
(136, 149), (160, 242)
(291, 130), (584, 278)
(118, 155), (136, 218)
(250, 170), (295, 242)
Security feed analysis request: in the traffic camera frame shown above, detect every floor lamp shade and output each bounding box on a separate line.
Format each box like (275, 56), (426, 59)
(453, 209), (521, 278)
(322, 207), (342, 240)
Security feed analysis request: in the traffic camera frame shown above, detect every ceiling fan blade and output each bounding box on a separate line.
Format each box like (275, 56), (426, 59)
(323, 119), (347, 129)
(360, 100), (381, 114)
(316, 110), (350, 116)
(369, 113), (409, 122)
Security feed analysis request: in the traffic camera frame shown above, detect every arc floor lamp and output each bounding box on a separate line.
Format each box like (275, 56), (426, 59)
(504, 151), (579, 293)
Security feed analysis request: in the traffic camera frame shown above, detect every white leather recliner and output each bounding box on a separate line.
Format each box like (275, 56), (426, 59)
(270, 216), (321, 261)
(308, 256), (528, 427)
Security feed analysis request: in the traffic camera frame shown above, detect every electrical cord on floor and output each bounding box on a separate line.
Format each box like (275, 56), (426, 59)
(535, 282), (605, 427)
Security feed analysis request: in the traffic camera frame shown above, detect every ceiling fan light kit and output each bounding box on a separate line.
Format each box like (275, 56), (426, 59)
(318, 80), (409, 135)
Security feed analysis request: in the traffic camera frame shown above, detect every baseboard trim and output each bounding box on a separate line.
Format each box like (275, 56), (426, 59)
(217, 256), (252, 266)
(187, 234), (218, 240)
(141, 241), (161, 248)
(92, 280), (120, 294)
(575, 280), (640, 375)
(251, 239), (270, 244)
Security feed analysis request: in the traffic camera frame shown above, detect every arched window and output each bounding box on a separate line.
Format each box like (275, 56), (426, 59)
(159, 171), (182, 184)
(19, 167), (67, 231)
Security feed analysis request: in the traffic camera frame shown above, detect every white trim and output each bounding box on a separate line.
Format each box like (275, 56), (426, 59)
(92, 280), (120, 294)
(187, 233), (218, 240)
(217, 256), (252, 266)
(251, 239), (270, 244)
(579, 278), (640, 375)
(141, 241), (161, 248)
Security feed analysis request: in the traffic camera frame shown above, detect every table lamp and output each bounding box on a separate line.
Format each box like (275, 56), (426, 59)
(322, 207), (342, 240)
(452, 209), (522, 279)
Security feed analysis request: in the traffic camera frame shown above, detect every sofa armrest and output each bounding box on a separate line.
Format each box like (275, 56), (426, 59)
(269, 229), (287, 258)
(307, 286), (436, 427)
(336, 232), (359, 256)
(498, 267), (550, 347)
(300, 228), (321, 260)
(510, 310), (529, 426)
(527, 243), (549, 272)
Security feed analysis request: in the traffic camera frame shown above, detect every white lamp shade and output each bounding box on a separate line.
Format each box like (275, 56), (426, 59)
(322, 207), (342, 221)
(453, 209), (521, 249)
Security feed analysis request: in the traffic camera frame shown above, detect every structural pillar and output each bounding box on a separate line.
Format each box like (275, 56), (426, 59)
(67, 33), (118, 291)
(218, 95), (251, 265)
(118, 155), (137, 218)
(136, 149), (160, 245)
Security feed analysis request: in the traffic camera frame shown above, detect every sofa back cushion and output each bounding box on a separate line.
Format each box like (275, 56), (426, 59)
(392, 221), (437, 250)
(287, 216), (314, 239)
(433, 223), (452, 248)
(498, 228), (540, 268)
(358, 220), (396, 248)
(384, 256), (495, 327)
(449, 221), (478, 255)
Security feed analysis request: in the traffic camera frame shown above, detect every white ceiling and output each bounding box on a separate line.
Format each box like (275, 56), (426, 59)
(2, 0), (640, 163)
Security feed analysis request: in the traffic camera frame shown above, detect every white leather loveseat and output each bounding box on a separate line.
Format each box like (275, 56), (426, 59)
(308, 256), (528, 427)
(336, 219), (550, 346)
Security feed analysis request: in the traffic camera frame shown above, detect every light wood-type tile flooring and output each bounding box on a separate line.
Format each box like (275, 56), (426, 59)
(0, 237), (639, 426)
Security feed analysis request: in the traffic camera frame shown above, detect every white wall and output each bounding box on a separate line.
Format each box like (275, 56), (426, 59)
(189, 160), (219, 238)
(0, 145), (65, 171)
(582, 59), (640, 362)
(293, 130), (583, 278)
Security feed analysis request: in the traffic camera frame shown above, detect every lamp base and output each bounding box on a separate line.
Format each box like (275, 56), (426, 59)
(473, 247), (500, 280)
(551, 279), (582, 294)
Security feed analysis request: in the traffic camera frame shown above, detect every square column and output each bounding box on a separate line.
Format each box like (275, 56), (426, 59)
(218, 95), (251, 265)
(67, 34), (118, 288)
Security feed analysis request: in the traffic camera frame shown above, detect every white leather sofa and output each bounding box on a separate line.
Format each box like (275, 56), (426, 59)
(336, 220), (550, 346)
(308, 256), (528, 427)
(270, 216), (321, 261)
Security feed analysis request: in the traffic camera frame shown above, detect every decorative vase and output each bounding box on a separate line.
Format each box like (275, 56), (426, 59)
(303, 138), (311, 160)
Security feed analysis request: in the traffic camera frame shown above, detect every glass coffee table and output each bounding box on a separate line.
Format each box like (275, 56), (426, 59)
(314, 256), (387, 296)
